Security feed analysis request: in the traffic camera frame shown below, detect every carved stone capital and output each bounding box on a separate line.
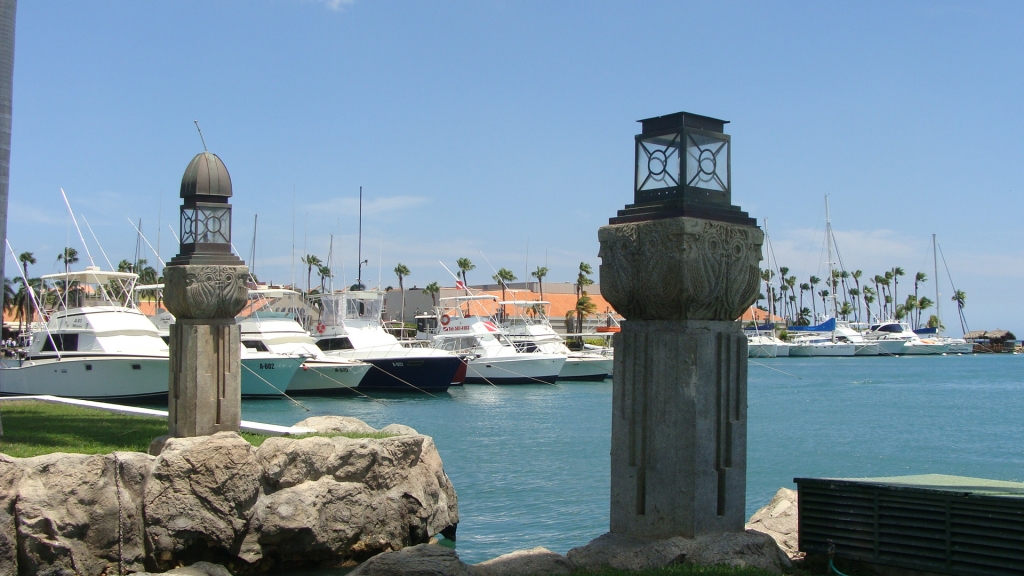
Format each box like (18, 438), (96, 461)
(598, 217), (763, 321)
(163, 265), (249, 320)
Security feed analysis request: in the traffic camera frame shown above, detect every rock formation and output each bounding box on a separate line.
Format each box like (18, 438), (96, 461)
(0, 417), (457, 575)
(745, 487), (799, 559)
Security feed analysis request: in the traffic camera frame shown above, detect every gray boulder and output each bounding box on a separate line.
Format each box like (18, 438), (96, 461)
(349, 543), (474, 576)
(381, 423), (419, 436)
(248, 434), (459, 565)
(567, 530), (790, 574)
(144, 431), (262, 571)
(472, 546), (574, 576)
(132, 560), (233, 575)
(746, 487), (799, 559)
(14, 451), (152, 576)
(0, 454), (23, 575)
(295, 415), (378, 434)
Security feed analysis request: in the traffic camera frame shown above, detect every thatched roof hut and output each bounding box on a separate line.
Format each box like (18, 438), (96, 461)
(964, 329), (1017, 343)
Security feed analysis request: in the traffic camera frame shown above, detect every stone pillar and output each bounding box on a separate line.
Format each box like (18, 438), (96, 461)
(599, 216), (763, 538)
(163, 264), (249, 437)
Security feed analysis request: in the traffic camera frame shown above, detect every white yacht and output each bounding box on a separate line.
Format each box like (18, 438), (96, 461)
(864, 322), (950, 355)
(238, 303), (371, 395)
(785, 318), (855, 357)
(427, 295), (566, 385)
(745, 324), (790, 358)
(0, 268), (169, 402)
(305, 291), (463, 393)
(498, 300), (612, 380)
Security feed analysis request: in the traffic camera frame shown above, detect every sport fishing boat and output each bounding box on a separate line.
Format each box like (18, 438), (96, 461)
(0, 268), (169, 402)
(914, 327), (973, 354)
(238, 295), (371, 395)
(307, 291), (463, 393)
(428, 295), (566, 384)
(498, 300), (612, 380)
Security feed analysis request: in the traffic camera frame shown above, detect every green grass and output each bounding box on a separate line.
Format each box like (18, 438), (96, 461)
(570, 566), (783, 576)
(0, 401), (391, 458)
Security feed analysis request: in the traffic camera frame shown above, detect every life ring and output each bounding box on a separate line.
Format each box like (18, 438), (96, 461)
(316, 322), (326, 334)
(440, 314), (451, 326)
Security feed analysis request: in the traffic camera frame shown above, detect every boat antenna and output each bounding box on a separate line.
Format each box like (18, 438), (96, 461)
(932, 233), (940, 331)
(291, 184), (296, 289)
(193, 120), (208, 152)
(167, 223), (179, 244)
(357, 186), (364, 289)
(59, 188), (96, 268)
(126, 217), (167, 267)
(249, 214), (258, 278)
(81, 215), (115, 270)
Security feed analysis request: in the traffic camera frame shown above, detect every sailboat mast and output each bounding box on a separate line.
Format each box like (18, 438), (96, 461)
(825, 195), (836, 317)
(357, 186), (363, 288)
(933, 233), (940, 330)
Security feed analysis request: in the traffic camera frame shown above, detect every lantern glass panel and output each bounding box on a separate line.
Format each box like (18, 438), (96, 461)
(180, 207), (197, 244)
(685, 132), (729, 192)
(636, 132), (681, 192)
(196, 205), (231, 244)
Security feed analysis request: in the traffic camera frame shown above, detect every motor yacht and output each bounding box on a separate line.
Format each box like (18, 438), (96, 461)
(865, 322), (950, 355)
(427, 295), (566, 384)
(306, 291), (462, 393)
(0, 268), (169, 402)
(238, 296), (371, 395)
(498, 300), (612, 380)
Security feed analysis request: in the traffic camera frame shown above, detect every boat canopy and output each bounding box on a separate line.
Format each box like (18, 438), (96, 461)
(439, 294), (499, 302)
(787, 318), (836, 332)
(41, 267), (138, 284)
(913, 327), (938, 335)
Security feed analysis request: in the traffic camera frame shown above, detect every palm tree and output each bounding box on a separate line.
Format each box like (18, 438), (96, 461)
(423, 281), (440, 307)
(818, 289), (830, 317)
(18, 252), (36, 336)
(913, 272), (927, 327)
(839, 301), (854, 321)
(851, 270), (863, 321)
(785, 276), (797, 322)
(574, 262), (595, 333)
(808, 275), (820, 320)
(952, 290), (968, 334)
(864, 291), (876, 323)
(573, 291), (597, 335)
(903, 295), (918, 328)
(393, 263), (411, 326)
(493, 267), (516, 320)
(300, 254), (322, 294)
(318, 265), (332, 293)
(848, 287), (860, 321)
(56, 247), (80, 306)
(778, 267), (790, 320)
(892, 267), (905, 309)
(798, 283), (810, 318)
(916, 296), (933, 330)
(531, 266), (549, 302)
(456, 258), (475, 290)
(797, 307), (811, 326)
(839, 270), (851, 305)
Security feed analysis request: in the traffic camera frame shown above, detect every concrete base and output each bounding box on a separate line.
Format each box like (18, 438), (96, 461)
(610, 320), (747, 538)
(168, 319), (241, 437)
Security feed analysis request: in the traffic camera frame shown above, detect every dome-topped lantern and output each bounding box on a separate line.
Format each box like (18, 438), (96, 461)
(169, 152), (244, 266)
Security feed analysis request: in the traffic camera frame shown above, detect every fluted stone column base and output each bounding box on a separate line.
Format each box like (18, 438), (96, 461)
(168, 319), (241, 437)
(610, 320), (747, 539)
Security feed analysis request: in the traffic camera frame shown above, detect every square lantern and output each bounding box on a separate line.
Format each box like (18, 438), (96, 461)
(612, 111), (754, 226)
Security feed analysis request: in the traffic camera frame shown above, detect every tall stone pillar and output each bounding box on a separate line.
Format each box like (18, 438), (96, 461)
(599, 112), (763, 539)
(163, 151), (249, 437)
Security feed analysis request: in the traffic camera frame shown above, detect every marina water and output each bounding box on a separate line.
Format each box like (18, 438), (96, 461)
(244, 354), (1024, 567)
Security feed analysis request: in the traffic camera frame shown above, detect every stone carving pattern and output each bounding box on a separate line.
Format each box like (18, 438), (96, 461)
(163, 265), (249, 320)
(598, 217), (763, 321)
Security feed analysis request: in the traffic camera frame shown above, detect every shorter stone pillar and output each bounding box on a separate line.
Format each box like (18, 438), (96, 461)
(163, 150), (249, 437)
(600, 216), (763, 539)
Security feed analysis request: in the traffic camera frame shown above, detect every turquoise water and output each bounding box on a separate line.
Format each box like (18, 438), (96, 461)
(242, 354), (1024, 565)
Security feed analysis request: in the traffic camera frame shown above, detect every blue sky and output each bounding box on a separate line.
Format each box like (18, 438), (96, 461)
(5, 1), (1023, 335)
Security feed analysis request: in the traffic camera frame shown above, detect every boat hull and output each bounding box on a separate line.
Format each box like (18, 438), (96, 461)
(788, 343), (856, 357)
(240, 357), (302, 398)
(748, 344), (778, 358)
(0, 355), (168, 403)
(464, 355), (566, 385)
(286, 359), (371, 395)
(356, 356), (461, 392)
(901, 341), (950, 355)
(557, 355), (613, 381)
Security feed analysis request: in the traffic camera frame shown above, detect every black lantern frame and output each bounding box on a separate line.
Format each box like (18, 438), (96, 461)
(611, 111), (754, 226)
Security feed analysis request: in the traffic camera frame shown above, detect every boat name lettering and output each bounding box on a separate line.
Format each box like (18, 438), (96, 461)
(334, 367), (349, 372)
(442, 326), (470, 332)
(259, 363), (275, 370)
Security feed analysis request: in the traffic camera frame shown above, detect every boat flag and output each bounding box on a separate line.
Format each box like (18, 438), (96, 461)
(456, 280), (466, 290)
